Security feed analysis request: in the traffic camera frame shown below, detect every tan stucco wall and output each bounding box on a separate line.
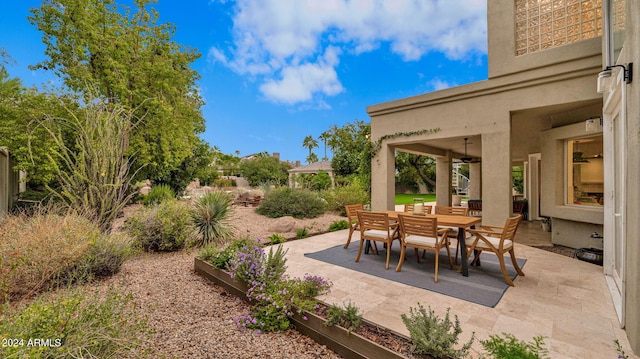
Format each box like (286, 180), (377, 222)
(487, 0), (602, 78)
(622, 0), (639, 353)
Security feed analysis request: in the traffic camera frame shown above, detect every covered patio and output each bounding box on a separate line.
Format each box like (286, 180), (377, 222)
(282, 228), (636, 358)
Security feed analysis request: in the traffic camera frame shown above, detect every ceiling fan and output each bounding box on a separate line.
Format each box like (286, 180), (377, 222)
(460, 138), (481, 163)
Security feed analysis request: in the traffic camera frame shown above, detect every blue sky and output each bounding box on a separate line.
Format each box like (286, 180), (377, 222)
(1, 0), (488, 163)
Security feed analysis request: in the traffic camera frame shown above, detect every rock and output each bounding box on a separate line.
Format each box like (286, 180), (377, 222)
(268, 216), (296, 233)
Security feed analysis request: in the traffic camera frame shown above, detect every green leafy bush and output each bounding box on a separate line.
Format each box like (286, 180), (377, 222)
(124, 199), (194, 252)
(213, 178), (236, 187)
(321, 182), (369, 215)
(190, 191), (234, 247)
(0, 289), (149, 358)
(481, 333), (549, 359)
(401, 304), (474, 359)
(296, 227), (310, 239)
(325, 301), (363, 333)
(328, 220), (350, 232)
(257, 187), (326, 218)
(228, 244), (288, 284)
(142, 184), (175, 206)
(267, 233), (285, 244)
(0, 210), (131, 301)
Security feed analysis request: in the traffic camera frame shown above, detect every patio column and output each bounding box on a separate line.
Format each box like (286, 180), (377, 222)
(468, 162), (481, 199)
(481, 132), (512, 226)
(371, 142), (395, 210)
(435, 152), (453, 206)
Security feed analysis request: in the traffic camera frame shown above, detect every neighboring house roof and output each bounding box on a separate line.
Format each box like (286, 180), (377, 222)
(288, 161), (332, 174)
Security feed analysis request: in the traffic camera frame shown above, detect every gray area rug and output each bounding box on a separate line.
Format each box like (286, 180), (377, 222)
(305, 241), (526, 307)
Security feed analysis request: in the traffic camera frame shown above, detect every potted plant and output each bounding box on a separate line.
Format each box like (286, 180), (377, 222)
(452, 187), (462, 206)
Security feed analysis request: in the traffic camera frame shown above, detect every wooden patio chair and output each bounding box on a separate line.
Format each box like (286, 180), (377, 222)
(403, 204), (433, 215)
(434, 206), (470, 263)
(355, 211), (400, 269)
(396, 214), (453, 282)
(344, 204), (364, 249)
(467, 199), (482, 217)
(465, 215), (525, 286)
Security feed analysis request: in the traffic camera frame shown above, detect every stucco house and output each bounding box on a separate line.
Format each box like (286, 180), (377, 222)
(368, 0), (639, 354)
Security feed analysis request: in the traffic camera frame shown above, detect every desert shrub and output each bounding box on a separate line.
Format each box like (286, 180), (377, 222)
(328, 220), (350, 232)
(480, 333), (549, 359)
(321, 182), (369, 215)
(267, 233), (285, 245)
(296, 227), (310, 239)
(401, 304), (474, 359)
(0, 211), (133, 301)
(190, 191), (234, 247)
(257, 187), (326, 219)
(0, 211), (121, 301)
(213, 178), (236, 187)
(198, 237), (259, 270)
(60, 233), (133, 284)
(325, 301), (363, 332)
(142, 184), (175, 206)
(0, 289), (149, 358)
(124, 199), (195, 252)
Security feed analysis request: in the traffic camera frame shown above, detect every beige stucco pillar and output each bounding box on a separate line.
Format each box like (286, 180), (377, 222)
(481, 132), (512, 226)
(435, 152), (452, 206)
(371, 143), (395, 210)
(468, 162), (481, 199)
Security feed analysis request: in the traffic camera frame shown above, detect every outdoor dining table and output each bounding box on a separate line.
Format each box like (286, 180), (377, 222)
(381, 210), (482, 277)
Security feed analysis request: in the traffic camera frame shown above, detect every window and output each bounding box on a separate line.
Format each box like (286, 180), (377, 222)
(566, 135), (603, 206)
(514, 0), (625, 56)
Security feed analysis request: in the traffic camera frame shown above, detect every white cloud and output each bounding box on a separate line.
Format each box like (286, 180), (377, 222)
(428, 78), (457, 91)
(210, 0), (487, 104)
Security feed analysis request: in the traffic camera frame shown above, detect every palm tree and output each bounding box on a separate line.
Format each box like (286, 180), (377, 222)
(319, 132), (329, 161)
(302, 135), (318, 162)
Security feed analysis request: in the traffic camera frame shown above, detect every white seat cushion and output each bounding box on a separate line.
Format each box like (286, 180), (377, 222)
(363, 229), (389, 239)
(404, 234), (438, 247)
(465, 236), (513, 250)
(439, 226), (473, 238)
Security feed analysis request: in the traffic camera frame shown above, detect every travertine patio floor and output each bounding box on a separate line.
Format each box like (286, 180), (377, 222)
(281, 217), (638, 359)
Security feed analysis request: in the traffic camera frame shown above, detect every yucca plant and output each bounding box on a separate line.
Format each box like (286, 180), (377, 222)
(191, 191), (234, 247)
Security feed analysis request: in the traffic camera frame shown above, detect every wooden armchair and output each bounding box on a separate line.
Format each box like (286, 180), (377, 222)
(343, 204), (364, 249)
(465, 215), (525, 286)
(396, 214), (452, 282)
(403, 204), (433, 215)
(355, 211), (400, 269)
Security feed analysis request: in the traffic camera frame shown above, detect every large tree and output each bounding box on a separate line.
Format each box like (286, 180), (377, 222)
(395, 152), (437, 192)
(239, 154), (291, 187)
(0, 65), (77, 187)
(29, 0), (205, 183)
(323, 120), (371, 177)
(302, 135), (318, 164)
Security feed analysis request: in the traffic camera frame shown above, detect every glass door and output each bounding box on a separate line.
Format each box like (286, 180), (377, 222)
(603, 68), (626, 326)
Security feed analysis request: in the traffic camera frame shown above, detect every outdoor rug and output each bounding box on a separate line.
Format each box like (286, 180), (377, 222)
(305, 241), (526, 307)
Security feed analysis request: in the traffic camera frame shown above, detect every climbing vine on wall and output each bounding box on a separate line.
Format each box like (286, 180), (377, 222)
(369, 128), (442, 159)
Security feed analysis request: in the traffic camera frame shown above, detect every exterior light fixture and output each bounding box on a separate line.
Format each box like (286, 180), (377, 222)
(597, 63), (633, 93)
(585, 116), (603, 132)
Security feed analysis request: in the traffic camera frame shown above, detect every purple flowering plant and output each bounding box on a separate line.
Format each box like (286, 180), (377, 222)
(228, 242), (332, 333)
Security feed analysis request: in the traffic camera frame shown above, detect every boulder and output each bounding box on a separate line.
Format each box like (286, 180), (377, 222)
(268, 216), (296, 233)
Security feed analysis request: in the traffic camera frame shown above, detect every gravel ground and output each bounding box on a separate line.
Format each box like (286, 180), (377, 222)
(100, 206), (346, 358)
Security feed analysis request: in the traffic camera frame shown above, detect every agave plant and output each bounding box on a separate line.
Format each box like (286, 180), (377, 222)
(191, 191), (234, 247)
